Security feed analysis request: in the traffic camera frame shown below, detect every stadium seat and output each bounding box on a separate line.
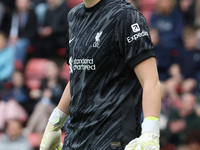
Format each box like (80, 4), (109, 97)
(24, 58), (47, 89)
(67, 0), (83, 8)
(140, 0), (157, 23)
(56, 47), (66, 56)
(26, 45), (35, 54)
(140, 0), (157, 10)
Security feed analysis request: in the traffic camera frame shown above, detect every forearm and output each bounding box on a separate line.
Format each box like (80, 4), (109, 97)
(57, 81), (71, 115)
(142, 80), (161, 118)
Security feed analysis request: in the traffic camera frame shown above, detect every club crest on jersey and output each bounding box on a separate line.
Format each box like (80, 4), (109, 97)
(93, 31), (103, 48)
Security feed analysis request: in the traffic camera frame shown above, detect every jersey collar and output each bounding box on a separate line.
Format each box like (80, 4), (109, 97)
(84, 0), (107, 12)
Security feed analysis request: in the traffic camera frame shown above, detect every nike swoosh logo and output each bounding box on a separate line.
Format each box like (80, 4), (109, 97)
(69, 37), (75, 44)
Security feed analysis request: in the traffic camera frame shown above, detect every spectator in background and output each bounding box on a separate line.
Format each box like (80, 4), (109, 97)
(0, 119), (31, 150)
(178, 26), (200, 93)
(164, 93), (200, 146)
(26, 59), (66, 133)
(2, 71), (28, 104)
(186, 131), (200, 150)
(150, 0), (184, 50)
(150, 28), (172, 81)
(0, 0), (15, 34)
(176, 0), (195, 25)
(32, 0), (47, 26)
(31, 0), (46, 6)
(163, 26), (200, 110)
(33, 0), (70, 58)
(0, 70), (34, 116)
(0, 98), (28, 131)
(0, 31), (14, 89)
(0, 0), (15, 12)
(8, 0), (37, 64)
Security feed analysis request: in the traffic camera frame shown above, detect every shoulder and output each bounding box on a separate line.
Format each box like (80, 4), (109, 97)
(172, 8), (183, 18)
(67, 3), (84, 20)
(116, 1), (146, 23)
(0, 47), (13, 54)
(58, 2), (71, 13)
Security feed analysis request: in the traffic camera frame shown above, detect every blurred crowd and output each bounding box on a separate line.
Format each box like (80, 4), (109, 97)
(0, 0), (200, 150)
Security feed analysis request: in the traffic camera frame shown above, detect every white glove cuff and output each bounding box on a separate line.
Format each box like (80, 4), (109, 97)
(141, 117), (160, 135)
(49, 107), (69, 129)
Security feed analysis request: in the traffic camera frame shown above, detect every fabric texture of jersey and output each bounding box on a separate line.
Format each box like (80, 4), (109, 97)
(64, 0), (155, 149)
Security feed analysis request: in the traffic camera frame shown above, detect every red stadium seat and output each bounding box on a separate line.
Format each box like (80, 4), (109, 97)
(26, 45), (35, 54)
(140, 0), (158, 23)
(140, 0), (157, 10)
(66, 0), (83, 8)
(56, 47), (66, 56)
(24, 58), (47, 89)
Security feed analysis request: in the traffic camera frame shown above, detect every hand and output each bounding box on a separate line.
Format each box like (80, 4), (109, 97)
(43, 88), (53, 99)
(125, 133), (159, 150)
(40, 108), (68, 150)
(40, 122), (62, 150)
(40, 27), (52, 38)
(125, 117), (160, 150)
(169, 119), (185, 134)
(29, 89), (41, 99)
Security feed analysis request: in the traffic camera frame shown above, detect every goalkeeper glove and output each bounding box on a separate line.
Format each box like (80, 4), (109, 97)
(125, 116), (160, 150)
(40, 107), (69, 150)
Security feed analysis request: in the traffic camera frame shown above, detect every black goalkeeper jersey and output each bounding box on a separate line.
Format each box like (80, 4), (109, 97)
(63, 0), (155, 149)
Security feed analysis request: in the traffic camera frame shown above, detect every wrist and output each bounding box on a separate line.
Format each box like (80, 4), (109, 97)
(141, 116), (160, 135)
(49, 107), (69, 129)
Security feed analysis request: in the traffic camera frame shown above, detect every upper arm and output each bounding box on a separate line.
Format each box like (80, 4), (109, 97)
(134, 57), (159, 87)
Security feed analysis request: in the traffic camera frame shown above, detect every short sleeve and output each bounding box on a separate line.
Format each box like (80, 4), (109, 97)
(66, 17), (70, 65)
(115, 8), (155, 69)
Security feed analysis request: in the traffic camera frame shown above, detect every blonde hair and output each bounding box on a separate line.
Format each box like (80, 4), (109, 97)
(155, 0), (176, 15)
(182, 26), (196, 38)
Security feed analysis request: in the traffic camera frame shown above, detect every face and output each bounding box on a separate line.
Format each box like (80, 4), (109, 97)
(157, 0), (175, 14)
(46, 0), (59, 7)
(45, 61), (59, 79)
(12, 71), (24, 87)
(6, 120), (22, 140)
(0, 34), (7, 50)
(183, 34), (197, 50)
(180, 0), (193, 12)
(15, 0), (30, 12)
(181, 93), (196, 113)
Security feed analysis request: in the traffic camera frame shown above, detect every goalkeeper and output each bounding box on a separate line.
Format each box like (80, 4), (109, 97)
(40, 0), (161, 150)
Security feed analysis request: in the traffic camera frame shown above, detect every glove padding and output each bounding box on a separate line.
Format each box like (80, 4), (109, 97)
(124, 133), (159, 150)
(40, 122), (63, 150)
(40, 108), (68, 150)
(125, 117), (160, 150)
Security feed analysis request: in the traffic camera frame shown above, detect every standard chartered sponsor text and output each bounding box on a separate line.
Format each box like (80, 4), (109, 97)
(70, 57), (96, 72)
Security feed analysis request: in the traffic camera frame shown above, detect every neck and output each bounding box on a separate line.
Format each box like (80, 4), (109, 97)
(83, 0), (101, 8)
